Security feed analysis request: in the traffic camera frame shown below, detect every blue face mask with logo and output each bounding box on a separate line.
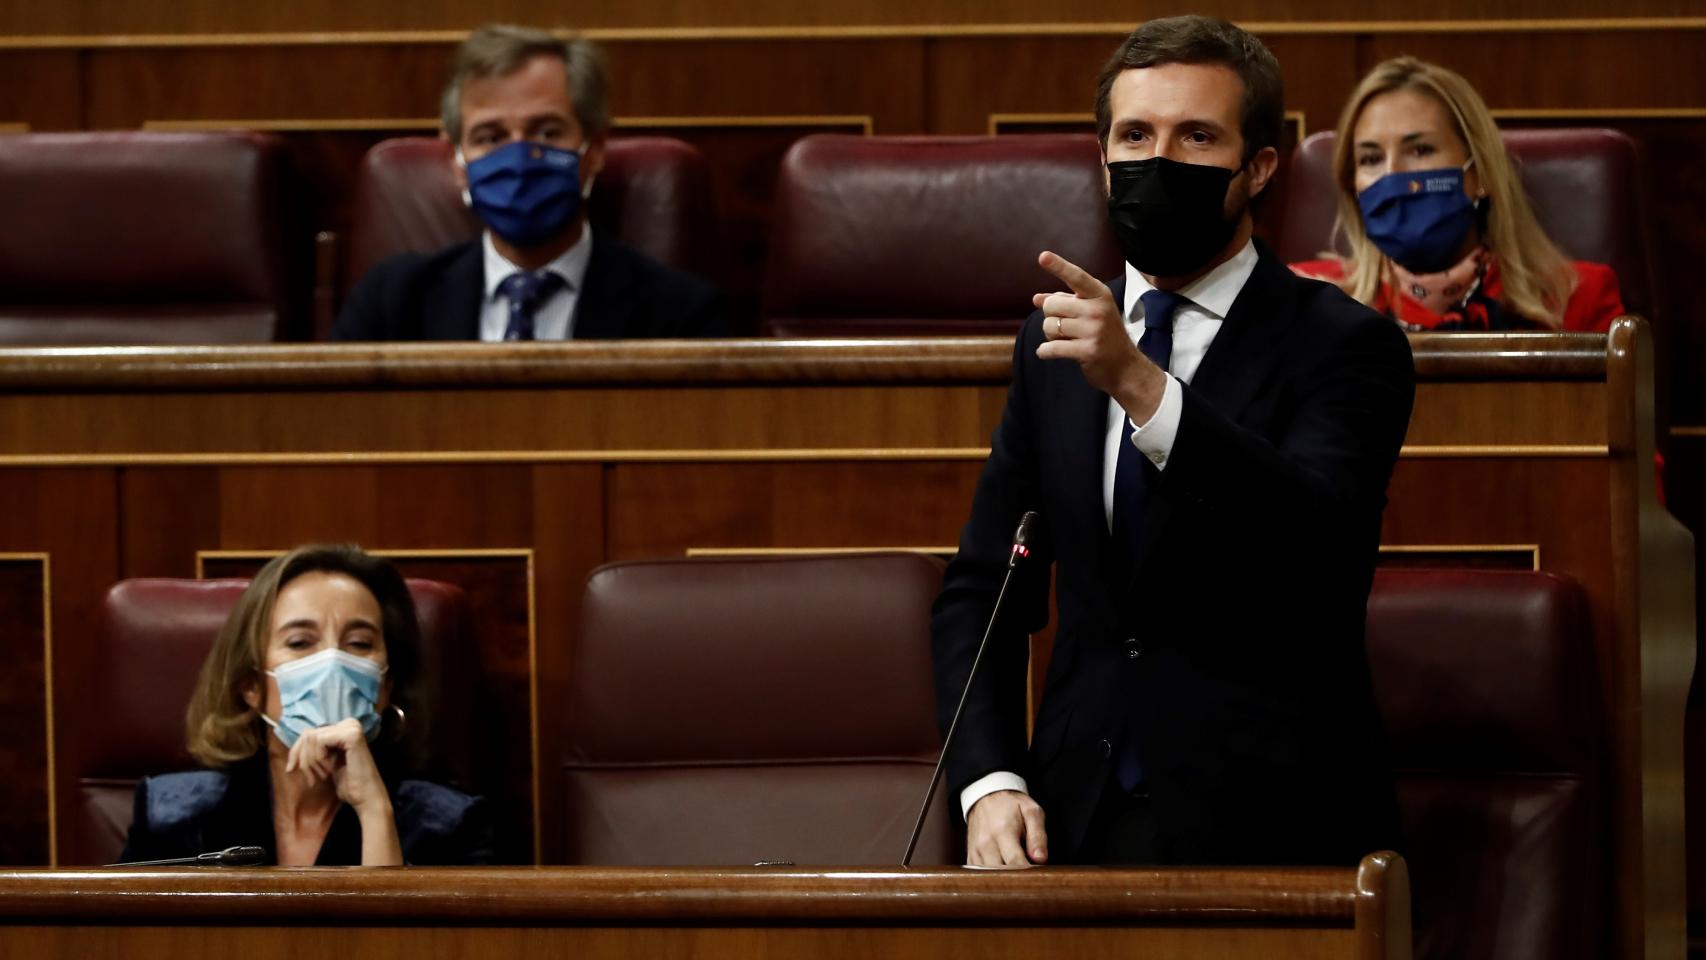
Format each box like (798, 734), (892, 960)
(1356, 159), (1480, 274)
(461, 139), (591, 247)
(261, 648), (387, 748)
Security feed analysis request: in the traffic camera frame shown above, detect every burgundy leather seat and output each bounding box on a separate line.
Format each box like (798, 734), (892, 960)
(563, 552), (956, 865)
(761, 134), (1122, 337)
(0, 132), (296, 344)
(62, 577), (477, 866)
(1276, 127), (1655, 317)
(341, 136), (718, 300)
(1366, 568), (1606, 960)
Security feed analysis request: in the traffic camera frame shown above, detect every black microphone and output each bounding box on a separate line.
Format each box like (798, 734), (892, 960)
(902, 511), (1038, 867)
(114, 845), (267, 867)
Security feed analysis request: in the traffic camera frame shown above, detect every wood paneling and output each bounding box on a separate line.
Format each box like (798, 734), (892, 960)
(0, 558), (49, 865)
(0, 470), (119, 870)
(0, 1), (1702, 35)
(0, 51), (79, 130)
(606, 462), (982, 560)
(0, 333), (1682, 960)
(0, 856), (1410, 959)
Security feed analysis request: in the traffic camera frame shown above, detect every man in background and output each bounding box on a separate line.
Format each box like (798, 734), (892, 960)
(335, 25), (723, 341)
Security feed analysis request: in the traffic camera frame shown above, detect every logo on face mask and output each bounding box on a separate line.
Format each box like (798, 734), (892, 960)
(461, 140), (592, 247)
(1105, 156), (1243, 279)
(1357, 161), (1479, 274)
(261, 648), (386, 748)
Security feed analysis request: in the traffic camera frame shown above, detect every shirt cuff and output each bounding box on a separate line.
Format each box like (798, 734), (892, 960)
(960, 771), (1030, 820)
(1129, 373), (1183, 470)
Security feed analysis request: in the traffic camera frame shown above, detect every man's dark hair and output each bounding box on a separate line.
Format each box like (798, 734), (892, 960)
(1094, 15), (1284, 161)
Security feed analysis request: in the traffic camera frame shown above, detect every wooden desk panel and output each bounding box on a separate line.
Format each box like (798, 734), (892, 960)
(0, 327), (1684, 957)
(0, 856), (1410, 960)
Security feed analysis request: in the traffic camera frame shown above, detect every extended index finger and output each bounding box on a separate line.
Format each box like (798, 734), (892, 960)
(1038, 251), (1110, 301)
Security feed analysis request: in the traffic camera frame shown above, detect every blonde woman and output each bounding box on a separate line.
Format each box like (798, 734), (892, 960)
(1293, 57), (1624, 332)
(119, 544), (491, 866)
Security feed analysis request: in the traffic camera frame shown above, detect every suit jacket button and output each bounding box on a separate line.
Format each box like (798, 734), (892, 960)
(1098, 738), (1112, 759)
(1125, 637), (1143, 659)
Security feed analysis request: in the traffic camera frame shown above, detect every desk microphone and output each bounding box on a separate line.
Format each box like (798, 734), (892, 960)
(902, 511), (1038, 867)
(114, 845), (267, 867)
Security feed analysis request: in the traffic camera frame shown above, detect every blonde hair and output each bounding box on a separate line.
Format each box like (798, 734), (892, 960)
(184, 544), (422, 768)
(1328, 57), (1577, 327)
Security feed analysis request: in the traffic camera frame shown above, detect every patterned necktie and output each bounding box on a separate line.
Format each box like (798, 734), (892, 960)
(497, 271), (566, 341)
(1110, 288), (1188, 562)
(1112, 287), (1187, 794)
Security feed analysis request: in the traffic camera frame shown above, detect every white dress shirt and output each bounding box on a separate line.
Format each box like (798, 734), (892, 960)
(958, 240), (1259, 821)
(478, 225), (594, 342)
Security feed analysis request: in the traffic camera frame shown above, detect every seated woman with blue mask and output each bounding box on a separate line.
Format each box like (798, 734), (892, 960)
(120, 544), (492, 866)
(1293, 56), (1624, 332)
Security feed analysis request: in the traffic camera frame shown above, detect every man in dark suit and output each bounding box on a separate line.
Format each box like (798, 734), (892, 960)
(932, 16), (1414, 868)
(334, 25), (722, 341)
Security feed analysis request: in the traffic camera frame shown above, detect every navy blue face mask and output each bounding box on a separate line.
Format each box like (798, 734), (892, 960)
(461, 140), (591, 247)
(1356, 160), (1480, 274)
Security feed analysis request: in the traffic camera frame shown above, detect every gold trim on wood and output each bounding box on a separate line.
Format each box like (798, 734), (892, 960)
(684, 546), (957, 558)
(1399, 444), (1609, 458)
(988, 109), (1305, 139)
(0, 553), (55, 867)
(193, 547), (543, 864)
(616, 114), (874, 134)
(1492, 108), (1706, 121)
(2, 19), (1706, 50)
(1670, 426), (1706, 438)
(986, 112), (1094, 136)
(141, 115), (876, 135)
(0, 123), (28, 134)
(0, 449), (997, 468)
(0, 442), (1607, 468)
(143, 118), (438, 132)
(1378, 543), (1541, 571)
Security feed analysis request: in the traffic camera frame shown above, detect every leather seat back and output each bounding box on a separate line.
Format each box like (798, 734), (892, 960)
(564, 552), (955, 865)
(1366, 568), (1607, 959)
(762, 134), (1122, 336)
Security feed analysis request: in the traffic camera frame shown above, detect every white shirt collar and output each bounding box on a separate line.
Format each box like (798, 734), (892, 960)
(481, 224), (595, 302)
(1123, 239), (1259, 322)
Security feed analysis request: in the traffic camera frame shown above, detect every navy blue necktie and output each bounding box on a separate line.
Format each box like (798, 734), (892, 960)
(1112, 287), (1186, 793)
(498, 270), (566, 341)
(1110, 288), (1187, 563)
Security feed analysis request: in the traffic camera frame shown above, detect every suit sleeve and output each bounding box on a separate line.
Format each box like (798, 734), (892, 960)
(117, 780), (167, 864)
(677, 283), (729, 337)
(929, 313), (1056, 809)
(1161, 302), (1415, 538)
(330, 262), (393, 341)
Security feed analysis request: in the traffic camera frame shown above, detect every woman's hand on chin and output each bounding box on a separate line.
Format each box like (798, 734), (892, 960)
(285, 718), (391, 817)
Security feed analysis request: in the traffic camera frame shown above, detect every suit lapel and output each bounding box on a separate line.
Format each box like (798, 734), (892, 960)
(1182, 246), (1299, 423)
(1125, 244), (1302, 584)
(424, 242), (484, 340)
(572, 240), (642, 340)
(1052, 277), (1132, 601)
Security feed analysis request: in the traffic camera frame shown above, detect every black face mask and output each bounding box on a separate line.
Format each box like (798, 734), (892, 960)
(1106, 156), (1243, 278)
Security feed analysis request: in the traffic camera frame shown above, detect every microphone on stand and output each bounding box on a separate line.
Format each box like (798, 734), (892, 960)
(114, 845), (267, 867)
(902, 511), (1038, 867)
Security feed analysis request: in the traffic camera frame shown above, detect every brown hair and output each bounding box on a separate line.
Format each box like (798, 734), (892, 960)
(1328, 57), (1577, 327)
(184, 544), (422, 768)
(439, 23), (609, 143)
(1094, 15), (1284, 161)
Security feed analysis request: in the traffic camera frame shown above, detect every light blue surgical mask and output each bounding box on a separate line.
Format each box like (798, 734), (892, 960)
(261, 648), (387, 748)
